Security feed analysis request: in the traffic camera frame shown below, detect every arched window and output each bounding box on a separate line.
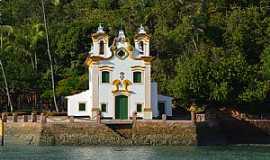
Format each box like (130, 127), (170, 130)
(139, 41), (144, 53)
(101, 71), (110, 83)
(133, 71), (142, 83)
(99, 41), (104, 55)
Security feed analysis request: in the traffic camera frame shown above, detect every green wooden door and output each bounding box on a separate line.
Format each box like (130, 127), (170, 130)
(115, 95), (128, 119)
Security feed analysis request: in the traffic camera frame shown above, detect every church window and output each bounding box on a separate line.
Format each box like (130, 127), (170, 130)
(136, 104), (142, 112)
(133, 72), (142, 83)
(118, 50), (125, 58)
(101, 103), (107, 112)
(99, 41), (104, 55)
(116, 49), (128, 59)
(139, 41), (144, 53)
(79, 103), (86, 111)
(102, 71), (110, 83)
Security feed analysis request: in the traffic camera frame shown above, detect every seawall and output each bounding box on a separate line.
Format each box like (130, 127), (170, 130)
(4, 123), (42, 145)
(7, 119), (270, 146)
(4, 121), (197, 146)
(219, 119), (270, 144)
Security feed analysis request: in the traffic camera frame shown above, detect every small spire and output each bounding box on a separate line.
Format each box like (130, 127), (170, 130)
(117, 30), (126, 43)
(118, 30), (125, 38)
(138, 24), (146, 34)
(97, 23), (104, 33)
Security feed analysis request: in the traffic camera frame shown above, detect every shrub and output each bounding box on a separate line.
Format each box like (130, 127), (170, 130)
(44, 112), (67, 116)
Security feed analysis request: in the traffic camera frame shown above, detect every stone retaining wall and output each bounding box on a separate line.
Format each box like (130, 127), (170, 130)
(133, 121), (197, 145)
(39, 122), (132, 145)
(4, 123), (42, 145)
(4, 121), (197, 146)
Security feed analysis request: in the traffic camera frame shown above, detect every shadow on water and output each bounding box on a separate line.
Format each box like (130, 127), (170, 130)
(218, 118), (270, 144)
(196, 114), (270, 145)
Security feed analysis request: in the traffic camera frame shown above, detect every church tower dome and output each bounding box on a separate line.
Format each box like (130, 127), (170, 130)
(90, 24), (110, 57)
(134, 25), (150, 56)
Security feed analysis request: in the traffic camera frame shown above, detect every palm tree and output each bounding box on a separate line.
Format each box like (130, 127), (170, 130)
(16, 22), (45, 71)
(0, 25), (13, 112)
(0, 25), (13, 50)
(30, 23), (45, 71)
(41, 0), (59, 112)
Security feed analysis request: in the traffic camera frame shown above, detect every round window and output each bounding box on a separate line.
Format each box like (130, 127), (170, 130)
(118, 51), (125, 57)
(116, 50), (128, 59)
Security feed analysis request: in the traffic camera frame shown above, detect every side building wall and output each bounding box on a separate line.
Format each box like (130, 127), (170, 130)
(67, 90), (92, 117)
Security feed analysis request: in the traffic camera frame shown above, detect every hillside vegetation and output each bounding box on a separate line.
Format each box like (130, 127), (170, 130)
(0, 0), (270, 113)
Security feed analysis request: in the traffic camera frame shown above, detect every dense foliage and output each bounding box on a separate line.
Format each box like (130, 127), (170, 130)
(1, 0), (270, 112)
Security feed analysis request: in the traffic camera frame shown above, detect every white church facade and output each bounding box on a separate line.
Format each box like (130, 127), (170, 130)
(66, 25), (173, 119)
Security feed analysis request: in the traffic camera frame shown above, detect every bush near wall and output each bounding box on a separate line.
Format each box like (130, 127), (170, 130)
(43, 112), (67, 116)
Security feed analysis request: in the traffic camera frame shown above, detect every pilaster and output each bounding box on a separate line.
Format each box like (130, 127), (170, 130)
(144, 64), (152, 119)
(91, 63), (99, 119)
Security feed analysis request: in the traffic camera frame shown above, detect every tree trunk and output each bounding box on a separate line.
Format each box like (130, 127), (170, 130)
(0, 33), (2, 49)
(34, 51), (38, 71)
(29, 51), (35, 70)
(0, 60), (13, 112)
(41, 0), (59, 112)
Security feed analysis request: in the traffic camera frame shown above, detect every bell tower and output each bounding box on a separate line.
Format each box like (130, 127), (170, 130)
(134, 25), (150, 56)
(91, 24), (110, 57)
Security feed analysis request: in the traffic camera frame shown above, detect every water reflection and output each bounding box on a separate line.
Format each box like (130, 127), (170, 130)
(1, 145), (270, 160)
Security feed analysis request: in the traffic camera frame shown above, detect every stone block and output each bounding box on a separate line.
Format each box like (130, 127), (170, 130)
(41, 113), (47, 123)
(31, 113), (37, 122)
(1, 113), (7, 122)
(23, 115), (28, 122)
(162, 114), (167, 121)
(96, 113), (101, 124)
(196, 114), (205, 122)
(12, 113), (18, 122)
(69, 116), (74, 123)
(191, 112), (196, 123)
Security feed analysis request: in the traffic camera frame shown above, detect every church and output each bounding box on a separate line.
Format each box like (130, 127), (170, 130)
(66, 24), (173, 119)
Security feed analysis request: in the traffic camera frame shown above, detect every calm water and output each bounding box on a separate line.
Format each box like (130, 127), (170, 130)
(0, 145), (270, 160)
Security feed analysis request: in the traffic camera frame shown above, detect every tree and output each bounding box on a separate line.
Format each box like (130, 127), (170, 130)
(0, 0), (270, 113)
(41, 0), (59, 112)
(172, 48), (269, 108)
(262, 45), (270, 80)
(0, 60), (13, 112)
(0, 25), (13, 112)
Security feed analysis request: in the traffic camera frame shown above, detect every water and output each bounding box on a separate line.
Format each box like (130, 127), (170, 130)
(0, 145), (270, 160)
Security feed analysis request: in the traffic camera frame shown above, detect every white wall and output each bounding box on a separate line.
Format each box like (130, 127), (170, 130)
(66, 90), (92, 116)
(98, 56), (146, 119)
(151, 82), (158, 117)
(158, 95), (173, 117)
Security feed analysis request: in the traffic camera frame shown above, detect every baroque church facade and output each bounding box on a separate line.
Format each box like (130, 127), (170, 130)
(66, 25), (172, 119)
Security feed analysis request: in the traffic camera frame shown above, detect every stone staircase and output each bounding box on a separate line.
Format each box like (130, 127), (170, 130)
(39, 122), (133, 145)
(105, 123), (133, 139)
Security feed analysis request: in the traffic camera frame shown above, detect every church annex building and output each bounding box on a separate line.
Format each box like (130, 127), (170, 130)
(66, 25), (172, 120)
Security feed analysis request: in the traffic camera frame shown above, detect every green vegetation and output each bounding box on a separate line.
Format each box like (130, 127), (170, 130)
(0, 0), (270, 113)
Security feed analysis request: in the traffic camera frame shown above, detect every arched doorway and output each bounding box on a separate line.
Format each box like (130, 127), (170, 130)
(115, 95), (128, 119)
